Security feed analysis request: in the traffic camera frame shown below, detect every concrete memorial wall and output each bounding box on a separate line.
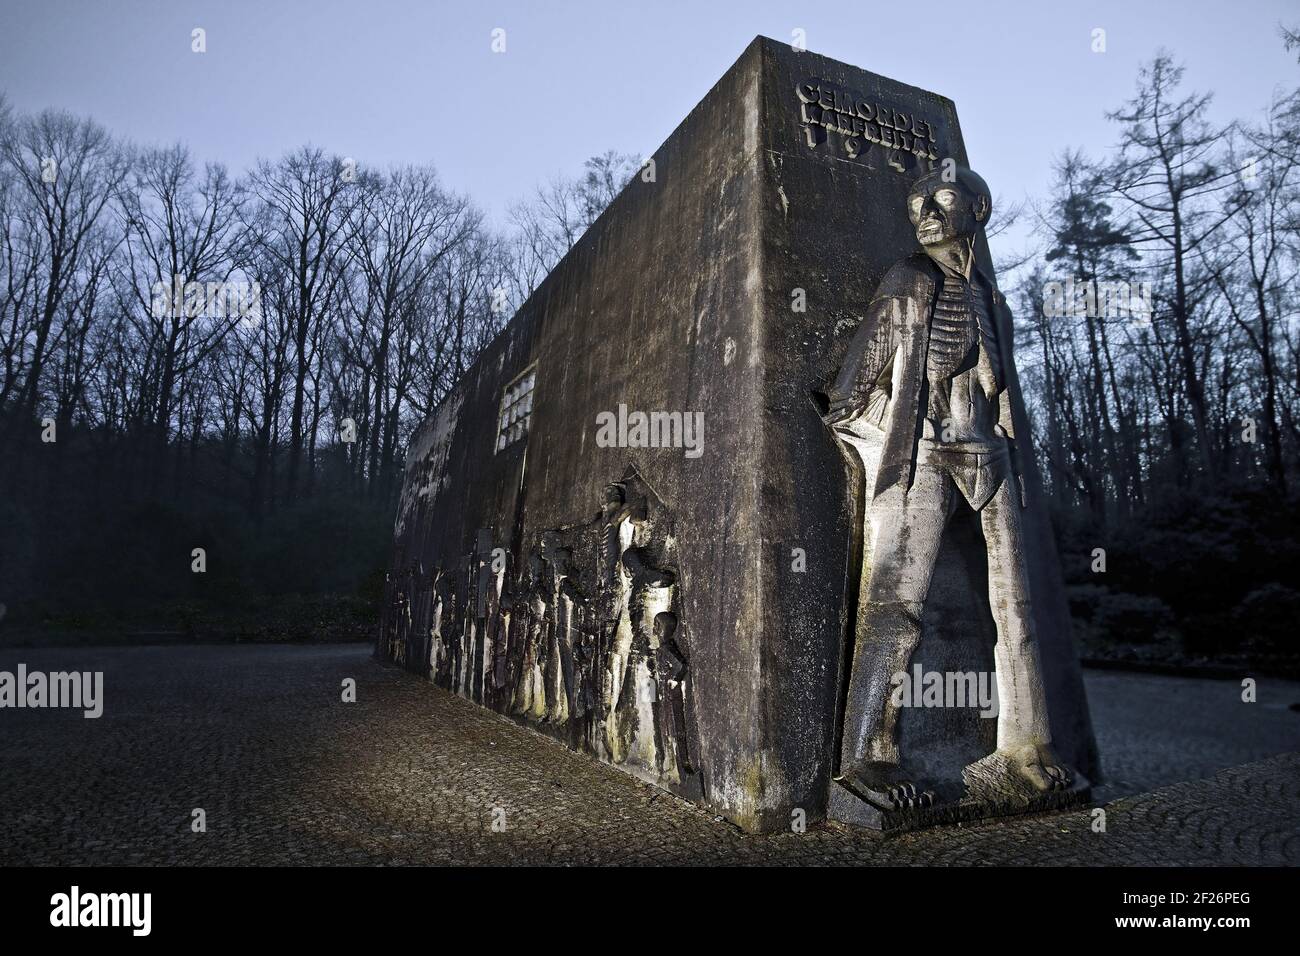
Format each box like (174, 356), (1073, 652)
(383, 36), (1098, 832)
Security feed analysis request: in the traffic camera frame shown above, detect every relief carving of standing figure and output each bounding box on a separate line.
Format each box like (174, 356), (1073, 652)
(824, 165), (1073, 812)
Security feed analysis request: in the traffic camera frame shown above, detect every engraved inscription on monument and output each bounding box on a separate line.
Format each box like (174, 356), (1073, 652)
(796, 80), (942, 171)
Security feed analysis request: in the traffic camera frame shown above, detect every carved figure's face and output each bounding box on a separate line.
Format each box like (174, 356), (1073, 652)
(907, 179), (986, 247)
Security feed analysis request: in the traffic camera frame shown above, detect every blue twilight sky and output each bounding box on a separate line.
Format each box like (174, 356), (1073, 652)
(0, 0), (1296, 259)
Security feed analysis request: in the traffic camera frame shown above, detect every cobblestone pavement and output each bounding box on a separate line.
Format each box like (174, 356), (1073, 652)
(1, 644), (1296, 865)
(1083, 669), (1300, 803)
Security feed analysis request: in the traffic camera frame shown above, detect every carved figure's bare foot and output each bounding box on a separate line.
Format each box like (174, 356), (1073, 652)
(1007, 743), (1072, 792)
(837, 761), (936, 810)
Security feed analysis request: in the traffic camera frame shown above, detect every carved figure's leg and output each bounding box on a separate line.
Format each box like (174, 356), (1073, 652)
(979, 477), (1072, 791)
(604, 597), (636, 762)
(838, 465), (951, 808)
(556, 597), (577, 721)
(544, 614), (569, 724)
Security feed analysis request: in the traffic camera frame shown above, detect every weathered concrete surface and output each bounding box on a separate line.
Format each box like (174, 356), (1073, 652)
(754, 41), (1097, 821)
(386, 38), (771, 825)
(387, 36), (1093, 831)
(0, 645), (1293, 866)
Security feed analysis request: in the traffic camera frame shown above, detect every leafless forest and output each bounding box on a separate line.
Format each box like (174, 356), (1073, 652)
(1013, 42), (1299, 669)
(1, 41), (1297, 666)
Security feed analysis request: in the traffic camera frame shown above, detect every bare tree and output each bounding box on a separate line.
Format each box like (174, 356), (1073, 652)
(342, 164), (478, 498)
(117, 144), (244, 487)
(0, 108), (129, 450)
(1196, 96), (1299, 491)
(505, 150), (638, 302)
(1105, 55), (1237, 477)
(241, 146), (355, 501)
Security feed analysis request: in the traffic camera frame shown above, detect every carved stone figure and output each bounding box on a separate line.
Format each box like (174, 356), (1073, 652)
(651, 611), (695, 785)
(389, 467), (698, 797)
(512, 552), (550, 720)
(599, 481), (676, 765)
(824, 165), (1073, 813)
(538, 532), (579, 724)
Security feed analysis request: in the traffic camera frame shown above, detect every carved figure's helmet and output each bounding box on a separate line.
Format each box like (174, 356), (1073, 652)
(906, 165), (992, 246)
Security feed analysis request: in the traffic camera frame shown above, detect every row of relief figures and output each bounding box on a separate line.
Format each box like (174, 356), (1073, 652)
(379, 469), (703, 799)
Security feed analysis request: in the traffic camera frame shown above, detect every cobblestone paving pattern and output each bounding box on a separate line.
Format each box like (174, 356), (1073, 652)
(1, 645), (1296, 865)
